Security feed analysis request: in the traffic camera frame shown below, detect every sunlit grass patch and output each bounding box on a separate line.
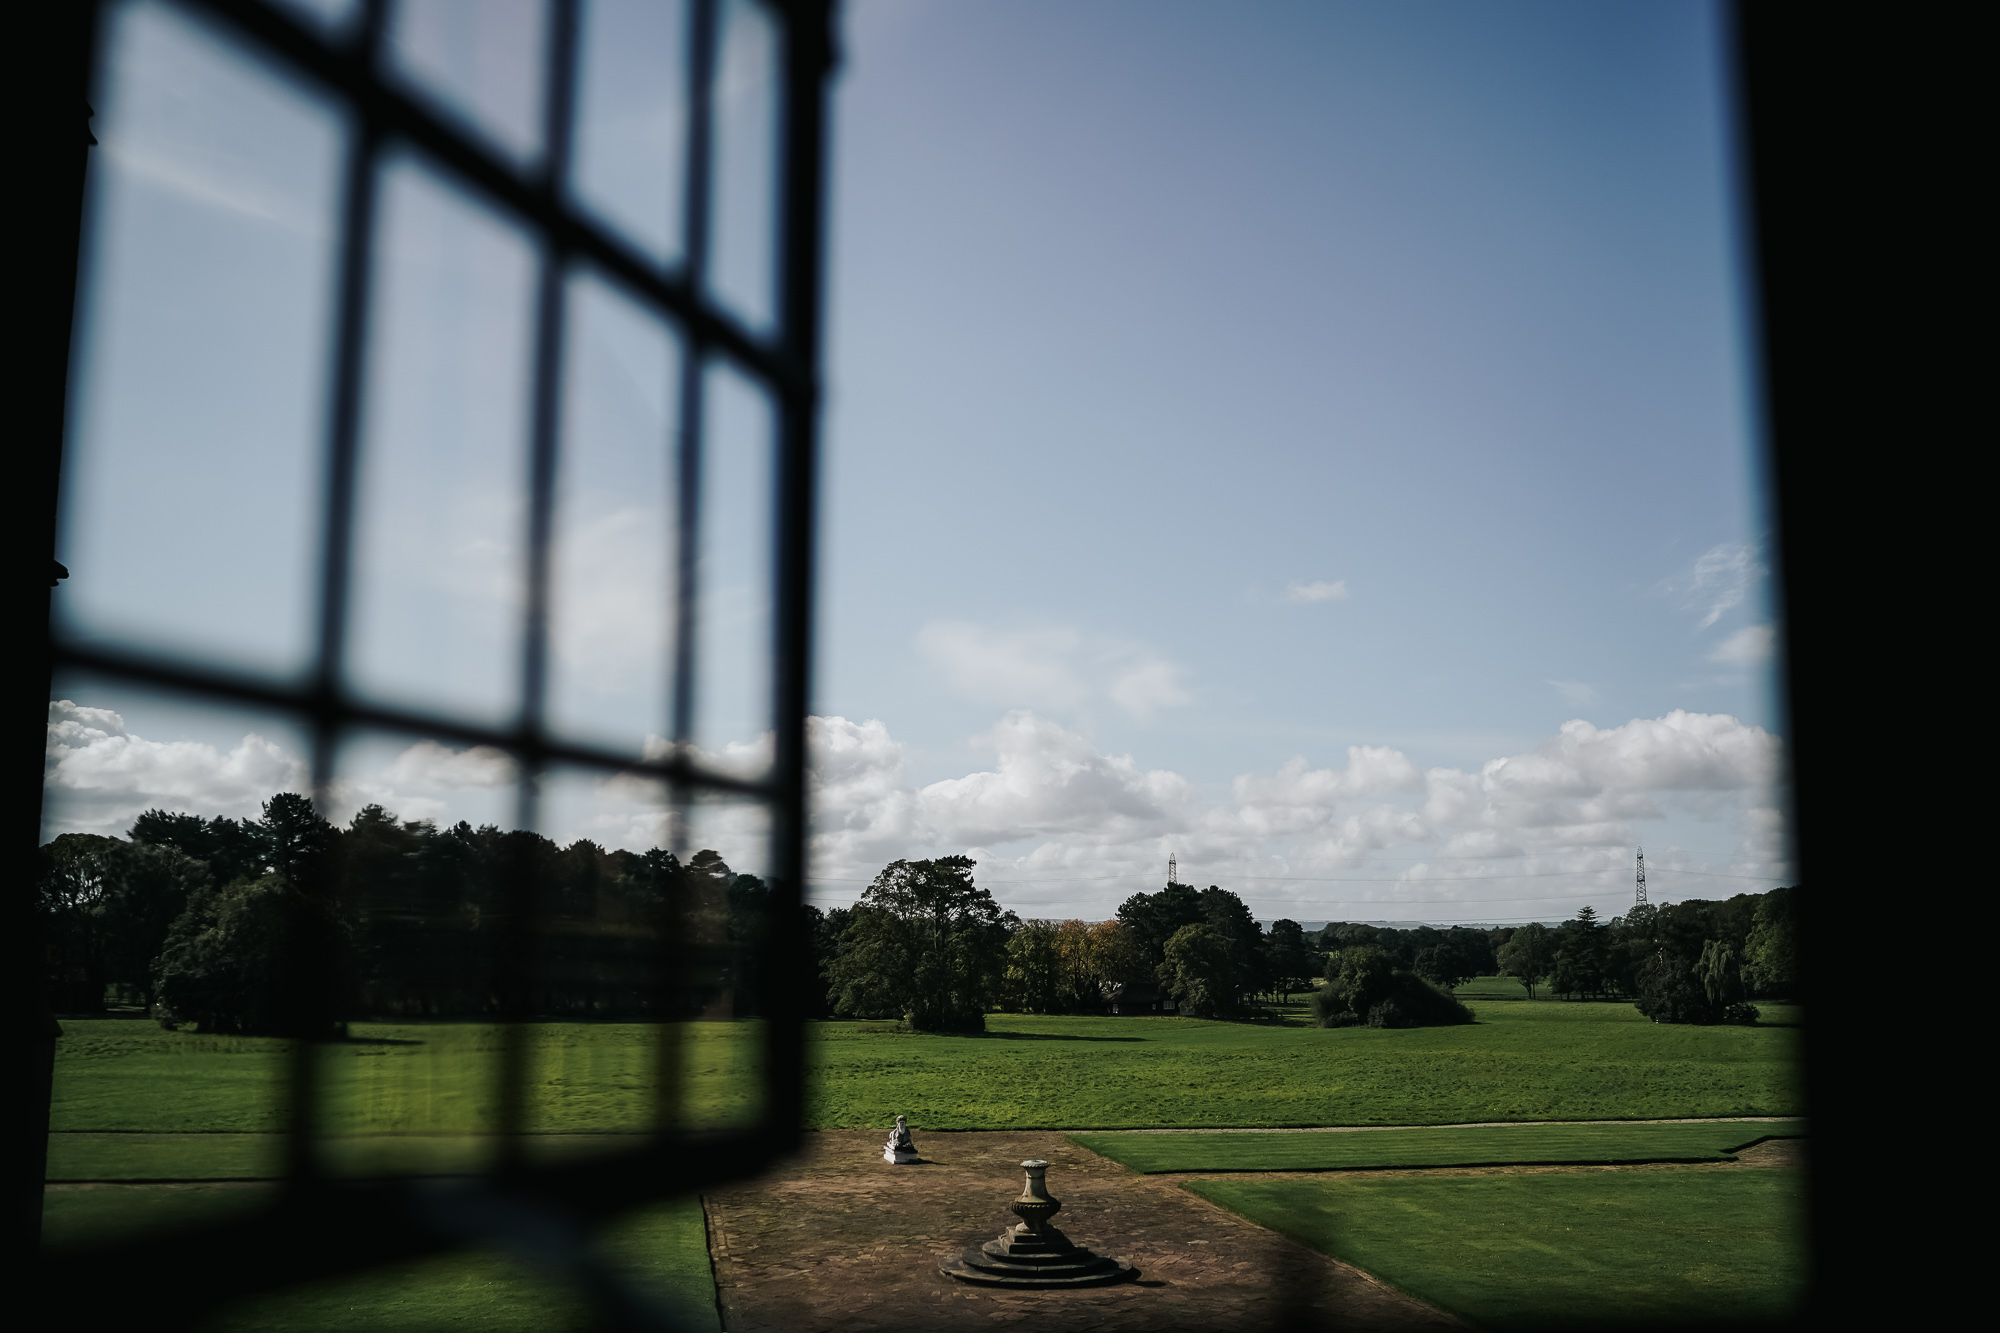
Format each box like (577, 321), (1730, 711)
(1186, 1169), (1807, 1329)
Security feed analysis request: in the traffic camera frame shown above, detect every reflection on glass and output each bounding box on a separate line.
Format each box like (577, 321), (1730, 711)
(694, 364), (775, 776)
(41, 680), (313, 1233)
(571, 0), (690, 266)
(387, 0), (550, 167)
(709, 0), (780, 332)
(61, 1), (341, 678)
(348, 156), (535, 728)
(548, 273), (680, 754)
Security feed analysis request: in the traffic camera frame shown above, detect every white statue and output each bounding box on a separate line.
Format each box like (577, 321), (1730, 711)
(882, 1114), (920, 1164)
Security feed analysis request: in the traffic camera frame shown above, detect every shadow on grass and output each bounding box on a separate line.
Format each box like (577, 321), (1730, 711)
(958, 1031), (1146, 1043)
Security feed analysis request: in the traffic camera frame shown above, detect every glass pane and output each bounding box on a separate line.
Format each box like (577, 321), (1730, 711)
(672, 796), (770, 1131)
(60, 0), (342, 679)
(347, 156), (536, 729)
(42, 679), (314, 1245)
(693, 363), (774, 775)
(520, 767), (675, 1148)
(708, 0), (780, 332)
(572, 0), (690, 266)
(547, 272), (681, 755)
(318, 730), (521, 1178)
(387, 0), (550, 167)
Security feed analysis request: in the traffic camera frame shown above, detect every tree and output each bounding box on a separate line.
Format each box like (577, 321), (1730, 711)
(1157, 924), (1236, 1018)
(1552, 905), (1611, 999)
(1069, 919), (1137, 1011)
(97, 841), (210, 1007)
(1196, 886), (1267, 1005)
(1496, 921), (1554, 999)
(1414, 930), (1486, 993)
(1115, 882), (1207, 977)
(1265, 919), (1317, 1001)
(1697, 938), (1744, 1009)
(152, 872), (356, 1036)
(40, 833), (120, 1011)
(1003, 919), (1065, 1013)
(1634, 950), (1712, 1024)
(1741, 886), (1798, 998)
(1311, 945), (1473, 1028)
(824, 857), (1010, 1031)
(130, 808), (265, 886)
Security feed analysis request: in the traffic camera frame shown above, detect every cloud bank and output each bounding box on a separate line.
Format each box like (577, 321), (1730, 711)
(46, 700), (1785, 920)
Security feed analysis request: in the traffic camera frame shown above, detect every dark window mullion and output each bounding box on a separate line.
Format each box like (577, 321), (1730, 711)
(495, 0), (584, 1168)
(291, 0), (391, 1188)
(656, 0), (721, 1142)
(763, 0), (834, 1150)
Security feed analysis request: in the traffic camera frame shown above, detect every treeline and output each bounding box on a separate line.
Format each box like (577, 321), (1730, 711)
(40, 795), (776, 1032)
(1506, 892), (1796, 1022)
(806, 869), (1330, 1031)
(41, 799), (1797, 1035)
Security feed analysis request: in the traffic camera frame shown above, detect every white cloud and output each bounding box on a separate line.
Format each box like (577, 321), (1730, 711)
(916, 620), (1190, 720)
(1107, 659), (1191, 720)
(1674, 543), (1764, 631)
(45, 697), (1787, 920)
(44, 701), (306, 837)
(1546, 679), (1596, 706)
(1709, 624), (1775, 665)
(805, 709), (1785, 914)
(1284, 579), (1349, 603)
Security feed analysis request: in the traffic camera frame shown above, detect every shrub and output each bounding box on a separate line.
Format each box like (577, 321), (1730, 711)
(1721, 1002), (1761, 1025)
(1634, 951), (1711, 1024)
(152, 873), (355, 1036)
(1313, 952), (1475, 1029)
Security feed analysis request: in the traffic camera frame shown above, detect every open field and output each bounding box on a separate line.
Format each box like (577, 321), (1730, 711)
(41, 1187), (718, 1332)
(1186, 1167), (1808, 1329)
(50, 1001), (1804, 1152)
(45, 998), (1807, 1328)
(1069, 1119), (1805, 1173)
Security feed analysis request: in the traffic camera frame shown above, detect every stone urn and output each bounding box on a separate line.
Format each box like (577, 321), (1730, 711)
(1008, 1160), (1062, 1236)
(940, 1157), (1137, 1287)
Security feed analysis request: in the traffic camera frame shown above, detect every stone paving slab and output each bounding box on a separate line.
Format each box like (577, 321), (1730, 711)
(702, 1131), (1464, 1332)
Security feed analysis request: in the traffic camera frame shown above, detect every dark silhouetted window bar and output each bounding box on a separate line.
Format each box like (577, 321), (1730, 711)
(27, 0), (832, 1325)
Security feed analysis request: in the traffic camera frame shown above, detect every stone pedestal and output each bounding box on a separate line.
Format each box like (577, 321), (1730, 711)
(940, 1159), (1138, 1288)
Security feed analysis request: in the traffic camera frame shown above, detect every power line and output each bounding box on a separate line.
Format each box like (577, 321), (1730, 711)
(808, 866), (1790, 887)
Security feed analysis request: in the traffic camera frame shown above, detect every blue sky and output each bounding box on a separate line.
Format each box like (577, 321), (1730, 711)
(47, 0), (1785, 924)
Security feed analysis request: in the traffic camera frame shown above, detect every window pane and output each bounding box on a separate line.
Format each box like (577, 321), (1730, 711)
(672, 796), (770, 1131)
(320, 729), (520, 1178)
(572, 0), (690, 267)
(348, 156), (537, 728)
(708, 0), (780, 332)
(547, 272), (681, 755)
(387, 0), (549, 168)
(42, 679), (312, 1247)
(693, 363), (774, 775)
(60, 0), (342, 679)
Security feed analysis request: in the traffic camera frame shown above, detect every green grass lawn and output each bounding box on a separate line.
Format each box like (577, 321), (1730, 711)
(41, 1188), (719, 1333)
(1187, 1169), (1807, 1329)
(1450, 975), (1539, 1000)
(1070, 1120), (1805, 1173)
(50, 1001), (1802, 1153)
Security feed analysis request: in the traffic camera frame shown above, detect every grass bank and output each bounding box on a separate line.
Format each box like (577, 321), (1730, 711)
(1186, 1169), (1807, 1329)
(1070, 1120), (1806, 1173)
